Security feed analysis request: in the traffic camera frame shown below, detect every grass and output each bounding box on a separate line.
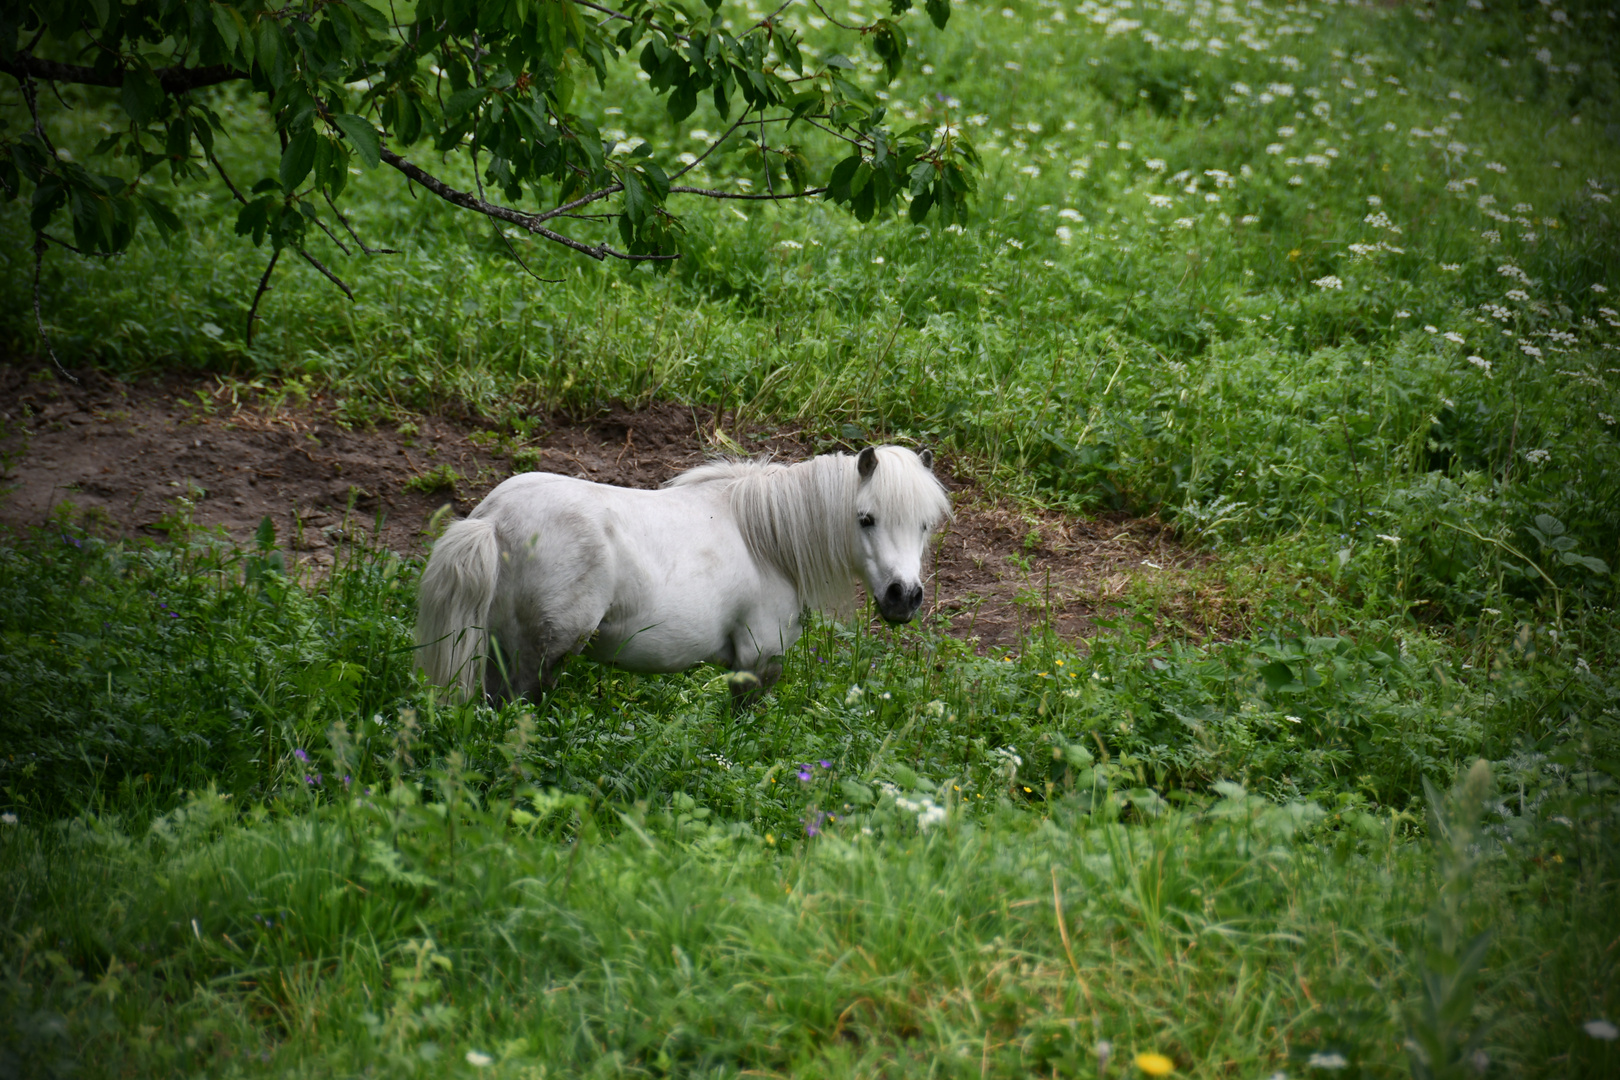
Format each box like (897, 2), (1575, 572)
(4, 0), (1620, 1075)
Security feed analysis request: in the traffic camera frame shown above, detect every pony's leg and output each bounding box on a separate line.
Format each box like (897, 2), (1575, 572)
(486, 590), (610, 704)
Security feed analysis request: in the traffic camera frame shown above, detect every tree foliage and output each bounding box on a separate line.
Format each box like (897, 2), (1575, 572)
(0, 0), (979, 312)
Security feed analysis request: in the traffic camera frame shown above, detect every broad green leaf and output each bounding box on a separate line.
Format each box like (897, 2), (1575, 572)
(908, 186), (932, 223)
(137, 192), (182, 239)
(331, 114), (381, 168)
(210, 4), (241, 58)
(667, 79), (698, 123)
(445, 87), (486, 120)
(1258, 661), (1295, 691)
(926, 0), (951, 30)
(279, 128), (317, 192)
(121, 64), (165, 126)
(622, 169), (647, 225)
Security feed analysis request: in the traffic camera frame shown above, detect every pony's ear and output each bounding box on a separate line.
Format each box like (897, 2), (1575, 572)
(919, 448), (934, 471)
(857, 446), (878, 481)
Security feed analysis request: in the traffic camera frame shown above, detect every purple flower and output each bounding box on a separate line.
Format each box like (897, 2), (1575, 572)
(293, 748), (309, 762)
(819, 760), (832, 769)
(797, 768), (812, 782)
(804, 810), (828, 837)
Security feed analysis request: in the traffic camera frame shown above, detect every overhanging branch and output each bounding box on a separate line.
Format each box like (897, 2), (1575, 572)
(668, 184), (827, 200)
(380, 149), (675, 262)
(0, 55), (249, 95)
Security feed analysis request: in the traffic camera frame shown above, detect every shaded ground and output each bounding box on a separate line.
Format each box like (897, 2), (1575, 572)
(0, 366), (1231, 650)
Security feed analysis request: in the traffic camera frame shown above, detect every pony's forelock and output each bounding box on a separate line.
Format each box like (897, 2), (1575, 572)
(667, 447), (949, 613)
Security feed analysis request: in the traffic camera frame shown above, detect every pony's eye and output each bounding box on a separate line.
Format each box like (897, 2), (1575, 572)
(858, 513), (876, 528)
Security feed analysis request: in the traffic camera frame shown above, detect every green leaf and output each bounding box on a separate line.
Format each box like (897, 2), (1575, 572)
(234, 196), (274, 246)
(1258, 661), (1295, 691)
(849, 160), (872, 197)
(331, 114), (381, 168)
(926, 0), (952, 30)
(839, 779), (874, 805)
(827, 152), (862, 203)
(255, 17), (292, 89)
(622, 169), (647, 225)
(279, 128), (317, 192)
(346, 1), (392, 31)
(121, 64), (165, 126)
(1534, 514), (1565, 537)
(637, 159), (670, 199)
(1559, 552), (1609, 574)
(137, 192), (181, 239)
(445, 87), (486, 121)
(871, 20), (906, 84)
(667, 79), (698, 123)
(908, 186), (932, 223)
(210, 4), (242, 58)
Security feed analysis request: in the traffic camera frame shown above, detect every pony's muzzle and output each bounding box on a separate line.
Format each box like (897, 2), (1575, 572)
(878, 581), (925, 623)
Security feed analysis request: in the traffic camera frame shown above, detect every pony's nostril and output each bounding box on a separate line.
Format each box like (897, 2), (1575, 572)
(885, 582), (905, 605)
(906, 584), (923, 608)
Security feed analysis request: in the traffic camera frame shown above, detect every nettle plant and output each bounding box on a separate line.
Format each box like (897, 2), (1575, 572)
(0, 0), (977, 344)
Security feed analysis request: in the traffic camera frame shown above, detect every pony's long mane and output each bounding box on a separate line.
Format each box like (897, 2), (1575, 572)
(669, 448), (950, 613)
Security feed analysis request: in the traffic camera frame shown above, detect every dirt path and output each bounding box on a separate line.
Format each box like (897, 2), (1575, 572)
(0, 365), (1231, 650)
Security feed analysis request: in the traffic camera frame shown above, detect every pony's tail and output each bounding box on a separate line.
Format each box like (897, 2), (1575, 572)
(415, 517), (500, 701)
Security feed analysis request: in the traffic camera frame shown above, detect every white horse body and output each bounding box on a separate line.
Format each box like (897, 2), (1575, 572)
(416, 446), (949, 703)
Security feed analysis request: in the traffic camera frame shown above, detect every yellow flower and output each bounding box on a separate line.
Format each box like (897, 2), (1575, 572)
(1135, 1052), (1175, 1076)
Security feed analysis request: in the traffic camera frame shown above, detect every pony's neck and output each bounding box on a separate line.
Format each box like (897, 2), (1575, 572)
(729, 455), (858, 613)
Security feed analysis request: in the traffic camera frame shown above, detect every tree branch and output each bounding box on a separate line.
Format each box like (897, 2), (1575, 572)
(246, 248), (281, 348)
(297, 247), (354, 300)
(32, 233), (77, 384)
(380, 149), (676, 261)
(668, 184), (827, 200)
(0, 55), (249, 95)
(323, 191), (403, 255)
(575, 0), (691, 43)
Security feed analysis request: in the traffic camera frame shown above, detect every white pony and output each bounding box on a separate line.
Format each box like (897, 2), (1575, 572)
(416, 445), (951, 704)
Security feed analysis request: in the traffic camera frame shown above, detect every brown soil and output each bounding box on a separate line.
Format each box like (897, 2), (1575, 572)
(0, 365), (1232, 651)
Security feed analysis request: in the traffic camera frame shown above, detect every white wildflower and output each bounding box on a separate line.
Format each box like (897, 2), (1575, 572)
(1444, 332), (1464, 344)
(1313, 275), (1344, 290)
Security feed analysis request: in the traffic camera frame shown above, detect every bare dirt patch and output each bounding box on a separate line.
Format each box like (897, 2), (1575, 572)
(1, 365), (1229, 650)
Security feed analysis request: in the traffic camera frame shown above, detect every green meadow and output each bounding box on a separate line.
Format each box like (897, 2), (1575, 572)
(3, 0), (1619, 1076)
